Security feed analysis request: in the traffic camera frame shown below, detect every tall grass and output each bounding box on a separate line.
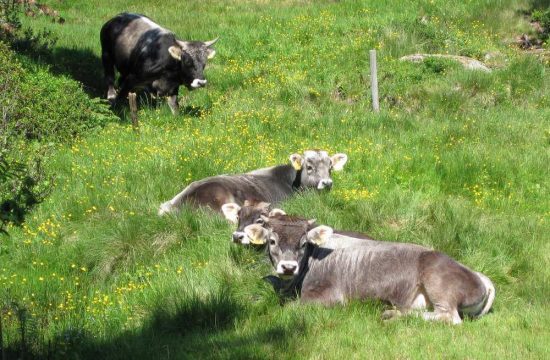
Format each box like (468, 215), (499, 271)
(1, 0), (549, 358)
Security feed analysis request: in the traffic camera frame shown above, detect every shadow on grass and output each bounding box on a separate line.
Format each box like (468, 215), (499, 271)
(4, 284), (303, 359)
(46, 47), (104, 98)
(78, 287), (303, 359)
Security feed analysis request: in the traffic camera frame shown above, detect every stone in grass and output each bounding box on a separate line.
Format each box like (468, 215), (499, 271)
(400, 54), (492, 72)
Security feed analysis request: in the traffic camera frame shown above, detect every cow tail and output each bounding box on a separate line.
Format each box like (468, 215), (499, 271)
(158, 183), (193, 216)
(475, 272), (496, 317)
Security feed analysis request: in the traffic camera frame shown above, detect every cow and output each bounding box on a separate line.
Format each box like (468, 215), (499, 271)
(158, 150), (348, 215)
(100, 12), (218, 115)
(244, 217), (495, 325)
(221, 201), (373, 245)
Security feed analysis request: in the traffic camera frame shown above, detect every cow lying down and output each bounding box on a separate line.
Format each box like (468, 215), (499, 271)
(221, 201), (373, 246)
(158, 150), (348, 215)
(244, 216), (495, 325)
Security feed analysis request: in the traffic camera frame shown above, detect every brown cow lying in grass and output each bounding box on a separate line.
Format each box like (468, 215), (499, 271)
(244, 216), (495, 325)
(222, 201), (373, 246)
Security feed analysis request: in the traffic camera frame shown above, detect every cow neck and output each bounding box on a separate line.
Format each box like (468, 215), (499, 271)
(292, 168), (302, 190)
(287, 243), (317, 295)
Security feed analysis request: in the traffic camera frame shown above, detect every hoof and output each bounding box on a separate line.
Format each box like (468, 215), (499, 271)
(381, 309), (402, 321)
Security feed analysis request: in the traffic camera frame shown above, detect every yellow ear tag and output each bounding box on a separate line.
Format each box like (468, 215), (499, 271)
(312, 238), (325, 246)
(250, 237), (266, 245)
(292, 161), (302, 171)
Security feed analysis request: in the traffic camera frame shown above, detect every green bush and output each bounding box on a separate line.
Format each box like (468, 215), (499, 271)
(532, 8), (550, 41)
(0, 41), (116, 233)
(0, 42), (115, 142)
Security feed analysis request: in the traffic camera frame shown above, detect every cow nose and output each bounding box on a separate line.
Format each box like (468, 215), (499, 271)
(281, 263), (297, 274)
(318, 179), (333, 190)
(191, 79), (207, 88)
(232, 232), (245, 243)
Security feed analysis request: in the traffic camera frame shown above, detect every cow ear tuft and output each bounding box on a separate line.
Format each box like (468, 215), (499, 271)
(168, 45), (183, 60)
(207, 48), (216, 59)
(221, 203), (240, 224)
(289, 154), (303, 171)
(331, 153), (348, 171)
(269, 208), (286, 217)
(307, 225), (333, 245)
(245, 224), (268, 245)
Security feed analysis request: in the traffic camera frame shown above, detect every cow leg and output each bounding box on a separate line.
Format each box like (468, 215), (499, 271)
(166, 87), (179, 115)
(167, 95), (179, 115)
(381, 309), (403, 321)
(117, 75), (137, 102)
(101, 50), (117, 103)
(422, 306), (462, 325)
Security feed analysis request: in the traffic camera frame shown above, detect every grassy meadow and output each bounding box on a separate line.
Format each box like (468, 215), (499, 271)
(1, 0), (550, 358)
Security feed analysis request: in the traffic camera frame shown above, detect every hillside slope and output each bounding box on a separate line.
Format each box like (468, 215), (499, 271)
(1, 0), (549, 358)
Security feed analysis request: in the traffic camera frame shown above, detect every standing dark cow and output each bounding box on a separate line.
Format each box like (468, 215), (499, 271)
(100, 13), (217, 114)
(158, 150), (348, 215)
(245, 217), (495, 325)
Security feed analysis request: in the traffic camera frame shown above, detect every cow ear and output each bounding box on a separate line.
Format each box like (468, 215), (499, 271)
(331, 153), (348, 171)
(221, 203), (240, 224)
(244, 224), (268, 245)
(269, 208), (286, 217)
(307, 225), (333, 245)
(257, 202), (271, 210)
(168, 45), (183, 60)
(289, 154), (303, 171)
(206, 48), (216, 59)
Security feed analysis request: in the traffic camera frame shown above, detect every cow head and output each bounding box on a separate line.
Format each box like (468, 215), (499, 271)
(221, 200), (286, 245)
(168, 37), (218, 90)
(289, 150), (348, 191)
(244, 217), (328, 279)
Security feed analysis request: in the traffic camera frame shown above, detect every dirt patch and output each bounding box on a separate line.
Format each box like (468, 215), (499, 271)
(17, 0), (65, 23)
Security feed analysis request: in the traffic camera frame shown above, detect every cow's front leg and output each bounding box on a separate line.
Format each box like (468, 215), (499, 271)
(167, 94), (179, 115)
(117, 75), (137, 102)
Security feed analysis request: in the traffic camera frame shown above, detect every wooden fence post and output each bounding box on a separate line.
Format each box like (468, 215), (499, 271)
(369, 49), (380, 112)
(128, 92), (139, 133)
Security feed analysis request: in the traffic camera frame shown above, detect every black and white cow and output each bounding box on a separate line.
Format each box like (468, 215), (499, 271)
(245, 217), (495, 325)
(158, 150), (348, 215)
(100, 12), (217, 114)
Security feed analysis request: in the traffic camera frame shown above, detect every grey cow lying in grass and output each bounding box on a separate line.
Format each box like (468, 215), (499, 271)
(159, 150), (347, 215)
(221, 200), (373, 246)
(244, 215), (496, 325)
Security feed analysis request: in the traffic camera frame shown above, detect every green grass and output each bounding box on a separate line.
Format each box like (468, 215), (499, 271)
(1, 0), (549, 358)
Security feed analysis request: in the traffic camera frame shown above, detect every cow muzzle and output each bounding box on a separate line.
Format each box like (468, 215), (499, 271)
(317, 179), (333, 190)
(190, 79), (207, 88)
(232, 231), (246, 244)
(276, 260), (299, 277)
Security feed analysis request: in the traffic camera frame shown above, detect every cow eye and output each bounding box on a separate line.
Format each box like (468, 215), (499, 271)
(306, 165), (313, 172)
(256, 218), (265, 224)
(269, 239), (276, 246)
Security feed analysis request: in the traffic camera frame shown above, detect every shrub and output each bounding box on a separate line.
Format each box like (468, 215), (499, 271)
(0, 41), (117, 232)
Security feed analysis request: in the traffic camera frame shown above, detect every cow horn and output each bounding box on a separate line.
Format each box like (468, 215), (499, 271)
(177, 41), (190, 51)
(204, 37), (219, 47)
